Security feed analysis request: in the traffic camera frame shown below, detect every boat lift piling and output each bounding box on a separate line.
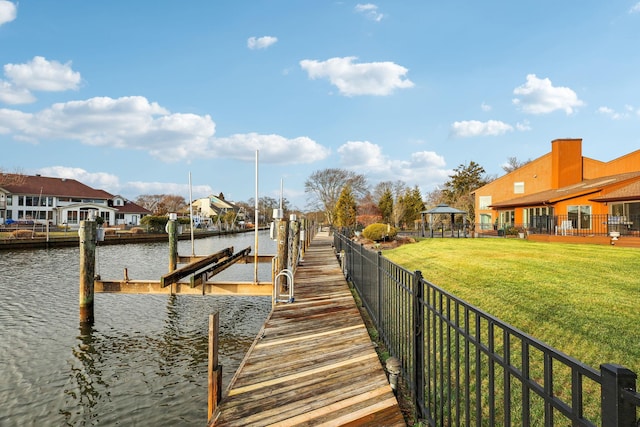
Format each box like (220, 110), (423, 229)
(78, 214), (316, 423)
(79, 218), (97, 324)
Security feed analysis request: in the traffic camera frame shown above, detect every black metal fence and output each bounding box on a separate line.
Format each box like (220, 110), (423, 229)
(334, 232), (639, 426)
(474, 213), (640, 238)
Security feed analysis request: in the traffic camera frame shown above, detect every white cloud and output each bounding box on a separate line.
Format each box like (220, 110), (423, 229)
(37, 166), (121, 192)
(337, 140), (449, 192)
(516, 120), (532, 131)
(300, 56), (414, 96)
(355, 3), (384, 22)
(512, 74), (584, 115)
(0, 0), (16, 26)
(35, 166), (216, 199)
(125, 180), (214, 200)
(4, 56), (81, 91)
(337, 140), (387, 169)
(481, 102), (492, 112)
(0, 96), (329, 165)
(597, 105), (634, 120)
(0, 56), (81, 105)
(450, 120), (514, 138)
(629, 2), (640, 13)
(247, 36), (278, 50)
(212, 132), (330, 164)
(0, 81), (35, 104)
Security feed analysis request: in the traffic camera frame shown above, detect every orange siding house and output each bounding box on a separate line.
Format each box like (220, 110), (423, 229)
(474, 138), (640, 237)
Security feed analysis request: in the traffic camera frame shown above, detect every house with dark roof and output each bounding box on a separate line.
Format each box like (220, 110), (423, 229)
(474, 139), (640, 237)
(0, 174), (150, 228)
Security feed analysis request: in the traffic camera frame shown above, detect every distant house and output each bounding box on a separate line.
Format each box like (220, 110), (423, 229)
(0, 174), (151, 227)
(191, 194), (245, 229)
(474, 138), (640, 236)
(110, 195), (150, 226)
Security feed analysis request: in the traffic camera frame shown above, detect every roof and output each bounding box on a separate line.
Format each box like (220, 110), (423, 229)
(490, 171), (640, 208)
(590, 180), (640, 202)
(0, 174), (112, 199)
(209, 194), (234, 209)
(422, 203), (467, 214)
(116, 200), (152, 214)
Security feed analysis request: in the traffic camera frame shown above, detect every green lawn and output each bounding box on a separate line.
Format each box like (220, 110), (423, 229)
(383, 238), (640, 375)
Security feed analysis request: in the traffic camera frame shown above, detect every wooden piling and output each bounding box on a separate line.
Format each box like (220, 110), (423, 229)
(289, 217), (300, 270)
(299, 218), (307, 261)
(79, 219), (96, 323)
(276, 218), (289, 288)
(167, 219), (178, 272)
(208, 312), (222, 422)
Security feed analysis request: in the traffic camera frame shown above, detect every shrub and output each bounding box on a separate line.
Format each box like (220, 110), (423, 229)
(141, 215), (168, 233)
(362, 223), (398, 241)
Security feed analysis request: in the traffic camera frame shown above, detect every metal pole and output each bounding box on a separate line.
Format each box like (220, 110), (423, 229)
(189, 172), (195, 257)
(254, 150), (259, 283)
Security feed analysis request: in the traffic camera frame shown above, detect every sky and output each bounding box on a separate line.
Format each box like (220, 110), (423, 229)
(1, 1), (640, 210)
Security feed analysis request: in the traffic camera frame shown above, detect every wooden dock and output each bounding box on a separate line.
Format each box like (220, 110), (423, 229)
(210, 231), (406, 426)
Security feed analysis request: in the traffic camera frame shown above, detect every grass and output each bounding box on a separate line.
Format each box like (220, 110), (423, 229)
(383, 237), (640, 376)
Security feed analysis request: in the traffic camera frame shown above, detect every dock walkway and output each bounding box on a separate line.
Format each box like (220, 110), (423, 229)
(211, 231), (405, 426)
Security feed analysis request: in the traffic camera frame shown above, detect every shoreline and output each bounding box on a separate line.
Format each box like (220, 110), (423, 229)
(0, 227), (263, 251)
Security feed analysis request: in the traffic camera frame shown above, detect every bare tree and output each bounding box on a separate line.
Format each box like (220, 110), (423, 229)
(161, 195), (187, 214)
(135, 194), (186, 215)
(502, 157), (531, 173)
(304, 168), (368, 227)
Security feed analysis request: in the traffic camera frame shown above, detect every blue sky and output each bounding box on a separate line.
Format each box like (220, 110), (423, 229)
(1, 1), (639, 209)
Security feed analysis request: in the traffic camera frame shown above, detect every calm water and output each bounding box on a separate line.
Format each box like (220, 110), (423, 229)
(0, 231), (275, 426)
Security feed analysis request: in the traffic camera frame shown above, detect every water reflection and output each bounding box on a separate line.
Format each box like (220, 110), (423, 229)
(1, 232), (274, 426)
(62, 323), (106, 426)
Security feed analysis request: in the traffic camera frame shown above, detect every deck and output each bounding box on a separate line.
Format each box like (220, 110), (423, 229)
(210, 232), (406, 426)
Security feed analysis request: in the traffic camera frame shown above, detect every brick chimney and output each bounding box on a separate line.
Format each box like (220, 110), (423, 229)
(551, 138), (583, 189)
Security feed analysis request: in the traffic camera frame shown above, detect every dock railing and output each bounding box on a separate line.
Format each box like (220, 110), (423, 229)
(334, 232), (639, 426)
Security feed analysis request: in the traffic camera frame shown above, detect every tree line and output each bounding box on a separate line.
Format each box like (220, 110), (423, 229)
(303, 161), (499, 232)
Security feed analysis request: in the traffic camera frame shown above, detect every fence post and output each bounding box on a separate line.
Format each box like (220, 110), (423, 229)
(377, 251), (382, 327)
(359, 243), (365, 286)
(413, 270), (425, 419)
(601, 364), (637, 427)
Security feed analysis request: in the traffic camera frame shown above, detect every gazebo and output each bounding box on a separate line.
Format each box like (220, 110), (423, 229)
(421, 203), (468, 237)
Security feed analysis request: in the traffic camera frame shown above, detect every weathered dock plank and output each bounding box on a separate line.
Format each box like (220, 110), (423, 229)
(211, 232), (405, 427)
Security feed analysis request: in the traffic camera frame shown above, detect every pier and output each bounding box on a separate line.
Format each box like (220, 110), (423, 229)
(210, 231), (405, 426)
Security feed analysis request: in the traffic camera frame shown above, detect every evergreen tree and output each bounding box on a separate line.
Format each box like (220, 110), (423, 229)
(441, 161), (490, 224)
(378, 188), (394, 224)
(334, 185), (357, 232)
(402, 186), (425, 229)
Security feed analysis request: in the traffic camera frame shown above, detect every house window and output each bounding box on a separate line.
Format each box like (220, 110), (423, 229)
(568, 205), (591, 229)
(500, 210), (515, 226)
(478, 196), (492, 210)
(526, 206), (553, 230)
(67, 211), (78, 224)
(480, 214), (492, 229)
(514, 182), (525, 194)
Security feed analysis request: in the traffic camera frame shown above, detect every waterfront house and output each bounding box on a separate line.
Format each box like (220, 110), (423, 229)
(474, 138), (640, 236)
(191, 193), (246, 229)
(0, 173), (150, 228)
